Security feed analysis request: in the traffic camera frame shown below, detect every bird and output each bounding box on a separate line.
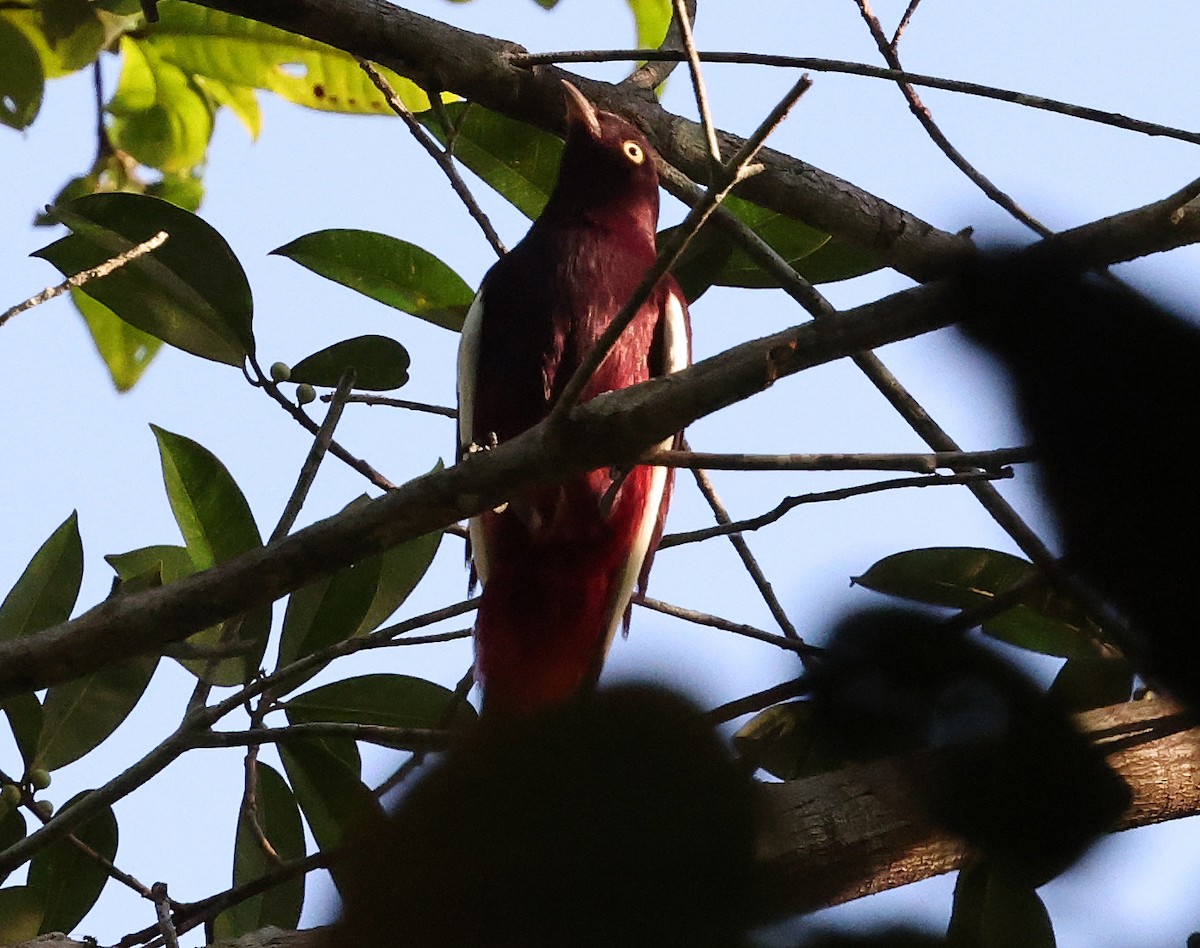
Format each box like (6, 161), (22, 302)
(457, 79), (691, 715)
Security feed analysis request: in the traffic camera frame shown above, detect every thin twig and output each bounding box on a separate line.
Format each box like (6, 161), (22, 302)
(152, 882), (180, 948)
(706, 677), (807, 724)
(623, 0), (696, 90)
(511, 49), (1200, 148)
(358, 58), (506, 257)
(642, 446), (1032, 473)
(660, 469), (1013, 548)
(1, 230), (169, 328)
(547, 73), (812, 430)
(672, 0), (721, 166)
(636, 595), (819, 655)
(851, 0), (1048, 235)
(890, 0), (923, 48)
(332, 392), (458, 418)
(196, 722), (454, 752)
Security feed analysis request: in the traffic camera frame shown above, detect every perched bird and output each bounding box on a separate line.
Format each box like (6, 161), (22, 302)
(457, 80), (691, 715)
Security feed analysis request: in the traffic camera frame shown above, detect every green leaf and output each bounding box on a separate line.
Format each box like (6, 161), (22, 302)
(287, 673), (476, 732)
(732, 701), (847, 781)
(211, 763), (305, 939)
(355, 523), (443, 636)
(2, 0), (105, 79)
(192, 73), (261, 139)
(34, 192), (255, 365)
(152, 426), (262, 569)
(3, 693), (43, 771)
(626, 0), (671, 48)
(278, 736), (382, 889)
(272, 230), (475, 332)
(27, 792), (118, 935)
(143, 5), (434, 115)
(0, 512), (82, 643)
(145, 171), (206, 212)
(35, 653), (159, 771)
(853, 547), (1099, 659)
(289, 335), (411, 392)
(108, 37), (214, 173)
(0, 886), (43, 944)
(72, 287), (164, 392)
(420, 102), (563, 219)
(948, 861), (1056, 948)
(1048, 657), (1133, 714)
(0, 808), (27, 886)
(0, 16), (44, 130)
(787, 236), (882, 284)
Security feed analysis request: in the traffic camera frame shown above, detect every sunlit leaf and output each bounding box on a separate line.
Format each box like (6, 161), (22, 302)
(287, 673), (476, 732)
(35, 653), (159, 771)
(948, 861), (1056, 948)
(34, 193), (255, 365)
(626, 0), (671, 48)
(192, 73), (261, 138)
(272, 230), (474, 332)
(27, 792), (118, 934)
(289, 335), (411, 392)
(145, 171), (206, 212)
(0, 512), (82, 643)
(72, 288), (163, 392)
(211, 763), (305, 939)
(2, 0), (105, 79)
(0, 17), (44, 130)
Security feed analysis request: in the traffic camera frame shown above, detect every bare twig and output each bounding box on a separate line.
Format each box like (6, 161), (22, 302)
(195, 722), (453, 752)
(707, 677), (807, 723)
(333, 392), (458, 418)
(358, 58), (506, 257)
(1, 231), (169, 328)
(672, 0), (721, 166)
(636, 595), (819, 655)
(151, 883), (180, 948)
(643, 447), (1031, 473)
(890, 0), (923, 48)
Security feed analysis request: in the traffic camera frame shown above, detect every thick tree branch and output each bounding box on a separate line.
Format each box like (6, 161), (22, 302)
(177, 0), (970, 281)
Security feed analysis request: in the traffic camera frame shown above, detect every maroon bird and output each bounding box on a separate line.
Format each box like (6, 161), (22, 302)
(457, 80), (691, 715)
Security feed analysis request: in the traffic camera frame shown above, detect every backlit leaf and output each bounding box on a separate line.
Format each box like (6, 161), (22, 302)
(287, 673), (476, 732)
(0, 17), (44, 130)
(290, 335), (411, 392)
(72, 288), (163, 392)
(0, 886), (42, 943)
(27, 792), (118, 934)
(0, 512), (82, 643)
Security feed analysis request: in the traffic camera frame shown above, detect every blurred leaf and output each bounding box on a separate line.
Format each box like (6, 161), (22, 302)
(152, 425), (262, 569)
(34, 193), (255, 364)
(72, 287), (163, 392)
(421, 102), (563, 219)
(1048, 657), (1133, 714)
(0, 808), (27, 886)
(287, 673), (476, 732)
(279, 736), (382, 892)
(2, 693), (43, 771)
(192, 73), (261, 138)
(854, 547), (1098, 659)
(290, 335), (411, 392)
(35, 653), (159, 771)
(626, 0), (671, 47)
(355, 523), (443, 636)
(0, 512), (82, 643)
(145, 170), (206, 212)
(948, 861), (1056, 948)
(272, 230), (474, 332)
(27, 792), (118, 934)
(0, 886), (43, 943)
(108, 37), (214, 173)
(144, 5), (434, 114)
(211, 763), (305, 939)
(0, 17), (44, 130)
(105, 543), (193, 588)
(3, 0), (105, 79)
(733, 701), (813, 781)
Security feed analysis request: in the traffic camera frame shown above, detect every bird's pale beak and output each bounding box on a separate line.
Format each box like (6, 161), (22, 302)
(562, 80), (602, 139)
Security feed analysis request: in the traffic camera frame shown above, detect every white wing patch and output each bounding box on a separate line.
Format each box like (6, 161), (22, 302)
(457, 290), (491, 584)
(599, 288), (690, 655)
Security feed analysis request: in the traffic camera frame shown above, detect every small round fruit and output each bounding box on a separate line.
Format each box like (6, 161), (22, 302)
(296, 383), (316, 405)
(33, 800), (54, 819)
(270, 362), (291, 382)
(0, 784), (20, 809)
(27, 768), (51, 791)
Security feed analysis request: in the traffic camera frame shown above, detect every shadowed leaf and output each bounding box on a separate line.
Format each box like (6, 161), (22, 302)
(290, 335), (411, 392)
(287, 673), (476, 732)
(27, 791), (118, 934)
(0, 512), (82, 644)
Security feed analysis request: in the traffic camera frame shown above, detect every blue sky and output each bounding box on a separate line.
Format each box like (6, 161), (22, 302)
(3, 0), (1200, 944)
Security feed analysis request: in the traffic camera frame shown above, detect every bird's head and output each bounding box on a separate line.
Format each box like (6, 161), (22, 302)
(541, 80), (662, 240)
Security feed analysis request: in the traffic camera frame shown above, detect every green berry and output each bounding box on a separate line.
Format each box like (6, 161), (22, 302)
(0, 784), (20, 810)
(33, 800), (53, 819)
(296, 383), (316, 405)
(27, 768), (51, 791)
(269, 361), (291, 382)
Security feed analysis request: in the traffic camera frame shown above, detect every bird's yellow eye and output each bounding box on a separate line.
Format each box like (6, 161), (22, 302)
(622, 140), (645, 164)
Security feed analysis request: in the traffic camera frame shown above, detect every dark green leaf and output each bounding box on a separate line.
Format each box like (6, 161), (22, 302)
(0, 17), (44, 130)
(355, 523), (443, 636)
(35, 654), (159, 771)
(0, 886), (43, 943)
(0, 807), (27, 886)
(1048, 657), (1134, 714)
(732, 701), (813, 781)
(27, 791), (118, 934)
(289, 335), (410, 392)
(854, 547), (1098, 659)
(3, 692), (43, 771)
(272, 230), (474, 332)
(287, 673), (476, 732)
(34, 193), (254, 364)
(279, 736), (382, 891)
(788, 235), (882, 284)
(152, 425), (262, 569)
(72, 287), (163, 392)
(948, 861), (1056, 948)
(420, 102), (563, 219)
(0, 512), (82, 643)
(211, 763), (305, 939)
